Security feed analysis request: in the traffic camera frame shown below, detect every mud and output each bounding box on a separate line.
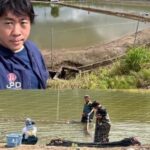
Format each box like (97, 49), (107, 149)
(43, 27), (150, 70)
(0, 143), (150, 150)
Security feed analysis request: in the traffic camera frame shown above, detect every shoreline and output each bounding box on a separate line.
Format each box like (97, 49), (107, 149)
(43, 27), (150, 70)
(1, 143), (150, 150)
(31, 0), (150, 7)
(31, 0), (150, 70)
(0, 143), (150, 150)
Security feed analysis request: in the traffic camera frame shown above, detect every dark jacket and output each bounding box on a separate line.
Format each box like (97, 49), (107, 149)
(94, 107), (111, 143)
(81, 101), (94, 123)
(0, 40), (49, 89)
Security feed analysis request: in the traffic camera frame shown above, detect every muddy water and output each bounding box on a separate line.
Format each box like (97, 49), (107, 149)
(0, 90), (149, 144)
(30, 4), (150, 50)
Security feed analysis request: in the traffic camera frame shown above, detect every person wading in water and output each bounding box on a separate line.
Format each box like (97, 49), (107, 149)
(81, 95), (94, 123)
(91, 101), (111, 143)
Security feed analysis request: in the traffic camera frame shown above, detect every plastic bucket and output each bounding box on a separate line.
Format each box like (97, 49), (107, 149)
(6, 133), (22, 147)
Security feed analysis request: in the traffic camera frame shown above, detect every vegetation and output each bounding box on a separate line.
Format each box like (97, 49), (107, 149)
(47, 46), (150, 89)
(51, 6), (59, 17)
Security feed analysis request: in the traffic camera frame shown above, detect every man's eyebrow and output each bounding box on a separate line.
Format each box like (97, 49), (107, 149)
(3, 17), (29, 21)
(3, 17), (14, 21)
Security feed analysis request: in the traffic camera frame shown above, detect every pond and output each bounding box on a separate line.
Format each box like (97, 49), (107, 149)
(0, 89), (149, 145)
(30, 3), (150, 50)
(72, 0), (150, 15)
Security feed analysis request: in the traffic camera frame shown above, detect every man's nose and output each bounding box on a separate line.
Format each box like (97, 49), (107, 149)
(12, 23), (21, 36)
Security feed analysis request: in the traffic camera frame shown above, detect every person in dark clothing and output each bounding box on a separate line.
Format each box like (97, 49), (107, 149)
(0, 0), (49, 89)
(91, 101), (110, 122)
(91, 101), (111, 143)
(94, 107), (111, 143)
(81, 95), (94, 123)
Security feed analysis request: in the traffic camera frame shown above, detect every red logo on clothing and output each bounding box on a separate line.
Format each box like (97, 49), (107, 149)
(7, 73), (17, 82)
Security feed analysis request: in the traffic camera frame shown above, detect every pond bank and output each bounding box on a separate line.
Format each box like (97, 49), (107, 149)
(0, 143), (150, 150)
(43, 27), (150, 70)
(58, 2), (150, 22)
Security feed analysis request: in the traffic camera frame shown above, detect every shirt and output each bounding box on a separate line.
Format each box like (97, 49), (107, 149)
(0, 40), (49, 89)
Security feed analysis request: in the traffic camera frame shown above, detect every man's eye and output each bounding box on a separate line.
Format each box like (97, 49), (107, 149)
(5, 22), (13, 25)
(21, 20), (28, 25)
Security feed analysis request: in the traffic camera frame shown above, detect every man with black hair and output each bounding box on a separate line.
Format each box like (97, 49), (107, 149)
(0, 0), (49, 89)
(81, 95), (94, 123)
(91, 101), (111, 143)
(94, 107), (111, 143)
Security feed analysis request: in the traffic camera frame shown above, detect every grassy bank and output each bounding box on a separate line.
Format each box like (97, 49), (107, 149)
(47, 46), (150, 89)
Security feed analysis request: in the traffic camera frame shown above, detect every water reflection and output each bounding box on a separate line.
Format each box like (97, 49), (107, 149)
(30, 4), (150, 50)
(0, 121), (149, 144)
(0, 90), (150, 144)
(51, 5), (59, 18)
(83, 1), (150, 15)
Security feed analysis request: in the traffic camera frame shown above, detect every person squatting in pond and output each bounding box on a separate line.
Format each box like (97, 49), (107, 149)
(81, 95), (94, 123)
(0, 0), (49, 89)
(22, 118), (38, 145)
(91, 101), (111, 143)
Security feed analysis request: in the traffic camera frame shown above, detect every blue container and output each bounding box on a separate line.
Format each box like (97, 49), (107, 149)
(6, 133), (22, 147)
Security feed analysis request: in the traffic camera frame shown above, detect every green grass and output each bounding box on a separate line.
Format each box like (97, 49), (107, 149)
(47, 46), (150, 89)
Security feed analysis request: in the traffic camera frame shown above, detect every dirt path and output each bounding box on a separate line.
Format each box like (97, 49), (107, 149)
(0, 143), (150, 150)
(43, 27), (150, 70)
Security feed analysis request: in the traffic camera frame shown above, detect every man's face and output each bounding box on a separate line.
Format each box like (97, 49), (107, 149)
(84, 97), (89, 103)
(0, 11), (31, 52)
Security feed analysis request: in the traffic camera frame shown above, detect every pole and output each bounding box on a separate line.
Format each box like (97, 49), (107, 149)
(56, 88), (60, 120)
(133, 19), (139, 46)
(51, 27), (53, 69)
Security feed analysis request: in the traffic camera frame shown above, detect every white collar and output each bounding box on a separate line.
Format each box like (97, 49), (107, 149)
(14, 46), (24, 53)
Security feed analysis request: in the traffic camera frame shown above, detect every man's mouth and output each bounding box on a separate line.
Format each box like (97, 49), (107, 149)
(11, 39), (23, 44)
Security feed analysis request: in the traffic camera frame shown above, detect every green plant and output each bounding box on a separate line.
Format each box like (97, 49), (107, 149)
(47, 46), (150, 89)
(123, 47), (150, 72)
(107, 75), (137, 89)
